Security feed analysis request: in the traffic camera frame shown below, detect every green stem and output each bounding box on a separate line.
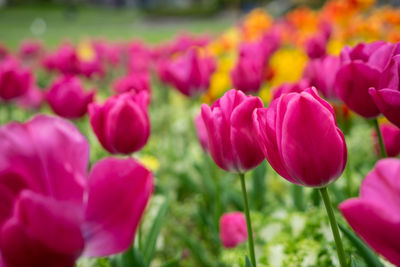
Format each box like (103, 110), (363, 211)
(373, 119), (387, 158)
(138, 220), (143, 252)
(239, 173), (256, 267)
(319, 187), (347, 267)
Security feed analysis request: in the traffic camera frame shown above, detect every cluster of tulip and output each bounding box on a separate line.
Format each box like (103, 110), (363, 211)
(1, 0), (400, 266)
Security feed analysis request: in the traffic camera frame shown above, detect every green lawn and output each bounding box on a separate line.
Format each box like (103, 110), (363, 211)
(0, 5), (236, 49)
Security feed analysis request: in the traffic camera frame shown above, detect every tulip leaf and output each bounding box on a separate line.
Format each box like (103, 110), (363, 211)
(245, 255), (253, 267)
(110, 246), (146, 267)
(143, 198), (170, 265)
(338, 223), (384, 267)
(159, 256), (180, 267)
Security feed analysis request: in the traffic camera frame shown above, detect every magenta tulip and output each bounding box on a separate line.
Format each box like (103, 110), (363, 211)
(272, 78), (310, 100)
(303, 55), (340, 100)
(0, 57), (33, 101)
(19, 39), (44, 60)
(194, 114), (208, 152)
(304, 33), (327, 59)
(17, 86), (44, 110)
(253, 87), (347, 187)
(201, 89), (264, 173)
(372, 122), (400, 157)
(335, 41), (399, 118)
(369, 53), (400, 128)
(0, 115), (153, 266)
(46, 76), (95, 119)
(219, 212), (247, 249)
(89, 91), (150, 155)
(113, 72), (151, 95)
(340, 159), (400, 266)
(163, 49), (216, 97)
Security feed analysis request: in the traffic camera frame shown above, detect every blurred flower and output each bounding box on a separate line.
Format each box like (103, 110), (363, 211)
(19, 39), (44, 60)
(372, 122), (400, 157)
(89, 91), (150, 155)
(0, 115), (153, 266)
(304, 33), (328, 59)
(139, 155), (160, 173)
(46, 76), (95, 119)
(335, 41), (398, 118)
(303, 55), (340, 100)
(253, 87), (347, 187)
(201, 89), (264, 173)
(0, 57), (33, 101)
(340, 158), (400, 266)
(369, 52), (400, 128)
(272, 78), (310, 100)
(194, 114), (208, 151)
(220, 212), (247, 249)
(17, 86), (44, 110)
(113, 72), (151, 95)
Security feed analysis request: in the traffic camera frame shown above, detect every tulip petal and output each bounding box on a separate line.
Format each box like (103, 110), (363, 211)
(280, 92), (346, 186)
(369, 88), (400, 128)
(82, 157), (153, 257)
(340, 199), (400, 266)
(0, 191), (84, 267)
(336, 62), (381, 118)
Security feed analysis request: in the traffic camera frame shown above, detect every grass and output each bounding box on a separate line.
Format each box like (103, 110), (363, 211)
(0, 5), (236, 49)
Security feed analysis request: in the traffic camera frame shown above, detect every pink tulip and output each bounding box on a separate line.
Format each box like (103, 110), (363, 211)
(304, 33), (327, 59)
(163, 49), (216, 97)
(49, 44), (81, 75)
(127, 42), (152, 74)
(0, 115), (153, 266)
(17, 86), (44, 110)
(113, 72), (151, 95)
(272, 78), (310, 100)
(0, 43), (8, 60)
(89, 91), (150, 155)
(369, 53), (400, 128)
(0, 57), (33, 101)
(303, 55), (340, 100)
(339, 159), (400, 266)
(253, 87), (347, 187)
(372, 123), (400, 157)
(46, 76), (95, 119)
(335, 41), (399, 118)
(194, 114), (208, 151)
(19, 39), (44, 60)
(201, 89), (264, 173)
(220, 212), (247, 249)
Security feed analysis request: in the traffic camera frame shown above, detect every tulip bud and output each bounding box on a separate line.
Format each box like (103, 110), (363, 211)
(113, 72), (151, 95)
(0, 57), (33, 101)
(372, 122), (400, 157)
(253, 87), (347, 187)
(219, 212), (247, 249)
(46, 76), (95, 119)
(272, 78), (310, 100)
(201, 89), (264, 173)
(89, 91), (150, 155)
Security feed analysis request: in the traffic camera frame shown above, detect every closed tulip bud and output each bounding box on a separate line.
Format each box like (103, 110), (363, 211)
(253, 87), (347, 187)
(303, 55), (340, 100)
(113, 72), (151, 95)
(369, 52), (400, 128)
(304, 33), (328, 59)
(219, 212), (247, 249)
(372, 122), (400, 157)
(335, 41), (399, 118)
(201, 89), (264, 173)
(340, 159), (400, 266)
(231, 54), (264, 94)
(46, 76), (95, 119)
(89, 91), (150, 155)
(0, 57), (33, 101)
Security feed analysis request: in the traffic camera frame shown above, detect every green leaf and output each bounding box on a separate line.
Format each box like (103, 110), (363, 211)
(245, 255), (253, 267)
(159, 256), (180, 267)
(143, 198), (170, 265)
(111, 246), (146, 267)
(252, 162), (267, 210)
(338, 223), (384, 267)
(176, 230), (214, 267)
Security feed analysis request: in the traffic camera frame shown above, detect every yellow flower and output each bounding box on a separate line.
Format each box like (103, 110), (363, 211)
(139, 155), (160, 172)
(242, 9), (273, 41)
(77, 41), (96, 62)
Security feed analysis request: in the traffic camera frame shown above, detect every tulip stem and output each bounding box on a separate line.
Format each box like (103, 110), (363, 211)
(239, 173), (256, 267)
(319, 187), (347, 267)
(373, 119), (387, 158)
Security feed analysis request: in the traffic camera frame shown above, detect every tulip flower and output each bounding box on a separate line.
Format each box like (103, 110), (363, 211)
(194, 114), (208, 152)
(0, 57), (33, 101)
(303, 55), (340, 100)
(46, 76), (95, 119)
(89, 91), (150, 155)
(163, 49), (216, 97)
(113, 72), (151, 95)
(253, 87), (347, 266)
(0, 115), (153, 266)
(19, 39), (44, 60)
(49, 44), (81, 75)
(340, 159), (400, 267)
(372, 122), (400, 157)
(220, 212), (247, 249)
(17, 86), (44, 110)
(369, 53), (400, 128)
(272, 78), (310, 100)
(201, 89), (264, 173)
(304, 33), (328, 59)
(201, 89), (263, 266)
(335, 41), (399, 118)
